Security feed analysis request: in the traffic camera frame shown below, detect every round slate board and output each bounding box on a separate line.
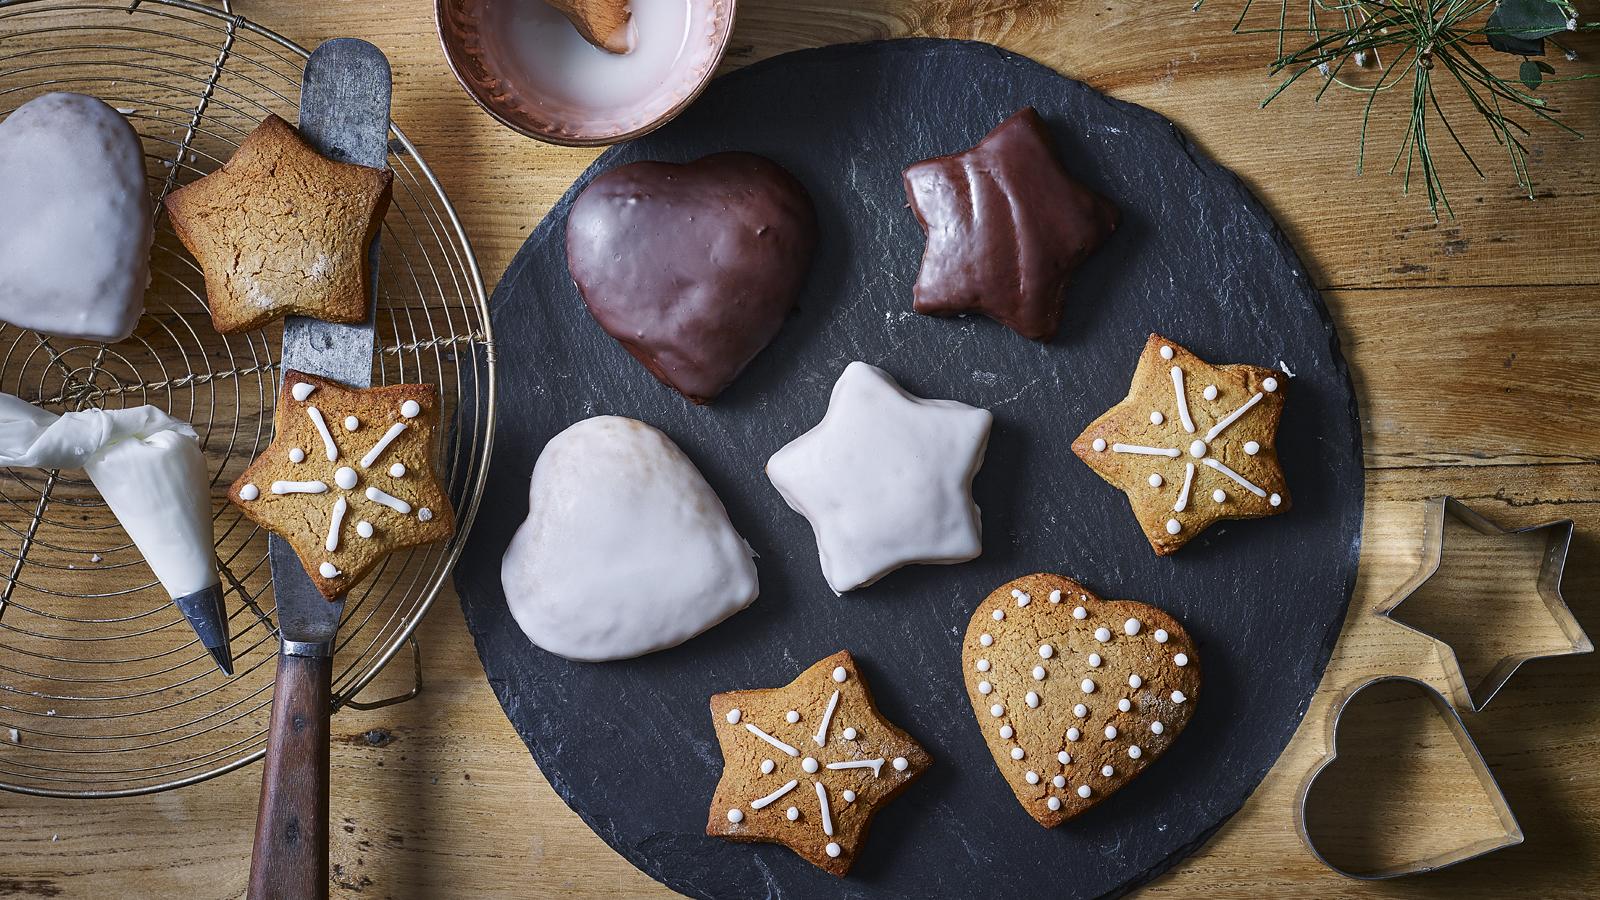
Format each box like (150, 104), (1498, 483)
(454, 38), (1363, 900)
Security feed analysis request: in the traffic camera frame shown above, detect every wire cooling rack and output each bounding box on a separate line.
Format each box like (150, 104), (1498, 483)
(0, 0), (494, 797)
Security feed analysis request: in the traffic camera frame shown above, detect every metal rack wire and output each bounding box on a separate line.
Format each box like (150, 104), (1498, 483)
(0, 0), (494, 797)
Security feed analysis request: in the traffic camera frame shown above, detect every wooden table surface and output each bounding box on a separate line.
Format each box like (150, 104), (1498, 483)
(5, 1), (1599, 897)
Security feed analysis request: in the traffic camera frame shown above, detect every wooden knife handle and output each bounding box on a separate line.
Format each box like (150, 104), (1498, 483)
(248, 651), (333, 900)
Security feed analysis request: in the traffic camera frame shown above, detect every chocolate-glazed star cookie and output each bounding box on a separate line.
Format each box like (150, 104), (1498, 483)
(903, 107), (1118, 342)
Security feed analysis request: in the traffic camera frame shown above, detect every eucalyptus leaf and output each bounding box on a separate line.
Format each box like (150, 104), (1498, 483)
(1488, 0), (1570, 41)
(1520, 58), (1544, 88)
(1486, 29), (1546, 55)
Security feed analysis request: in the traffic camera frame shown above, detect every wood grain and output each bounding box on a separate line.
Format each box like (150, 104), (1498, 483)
(2, 0), (1598, 898)
(248, 653), (334, 900)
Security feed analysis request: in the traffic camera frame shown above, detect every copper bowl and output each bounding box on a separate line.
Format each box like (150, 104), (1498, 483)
(436, 0), (737, 147)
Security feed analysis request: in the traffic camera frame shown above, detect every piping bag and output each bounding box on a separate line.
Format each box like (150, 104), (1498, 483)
(0, 393), (233, 673)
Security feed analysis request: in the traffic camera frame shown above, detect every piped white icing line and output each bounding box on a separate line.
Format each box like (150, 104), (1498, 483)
(356, 520), (374, 539)
(743, 722), (799, 757)
(238, 483), (260, 501)
(334, 466), (358, 490)
(815, 782), (834, 836)
(291, 382), (315, 401)
(318, 561), (340, 578)
(1170, 367), (1196, 433)
(272, 480), (328, 495)
(825, 758), (885, 776)
(365, 486), (413, 514)
(1204, 392), (1264, 442)
(360, 422), (408, 469)
(289, 447), (306, 464)
(1174, 462), (1195, 512)
(750, 779), (798, 810)
(1112, 443), (1180, 457)
(305, 407), (338, 461)
(1204, 458), (1267, 497)
(325, 496), (348, 552)
(400, 399), (421, 418)
(814, 689), (840, 746)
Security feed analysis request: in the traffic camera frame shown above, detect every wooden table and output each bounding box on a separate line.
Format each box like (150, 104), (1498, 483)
(5, 1), (1598, 897)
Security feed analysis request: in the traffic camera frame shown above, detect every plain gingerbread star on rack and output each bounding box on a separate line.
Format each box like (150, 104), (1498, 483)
(766, 361), (992, 593)
(902, 106), (1118, 342)
(706, 651), (931, 876)
(165, 114), (392, 335)
(228, 370), (454, 598)
(1072, 334), (1290, 555)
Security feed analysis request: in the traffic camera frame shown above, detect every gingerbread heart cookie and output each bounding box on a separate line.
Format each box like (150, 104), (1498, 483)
(962, 573), (1199, 826)
(565, 152), (817, 404)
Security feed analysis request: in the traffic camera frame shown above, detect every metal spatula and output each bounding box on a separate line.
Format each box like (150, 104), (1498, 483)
(245, 38), (390, 900)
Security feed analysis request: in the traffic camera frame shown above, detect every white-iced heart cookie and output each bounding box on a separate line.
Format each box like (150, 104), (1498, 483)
(501, 416), (758, 661)
(963, 573), (1200, 826)
(0, 93), (152, 342)
(766, 362), (992, 593)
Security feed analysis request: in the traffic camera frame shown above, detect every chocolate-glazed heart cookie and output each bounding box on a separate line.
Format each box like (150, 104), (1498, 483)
(963, 573), (1200, 826)
(566, 152), (817, 404)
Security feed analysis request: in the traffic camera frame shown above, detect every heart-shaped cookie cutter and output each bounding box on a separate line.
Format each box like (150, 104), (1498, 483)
(1377, 497), (1590, 713)
(1297, 675), (1524, 879)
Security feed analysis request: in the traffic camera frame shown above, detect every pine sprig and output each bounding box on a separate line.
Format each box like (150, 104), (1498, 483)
(1202, 0), (1595, 217)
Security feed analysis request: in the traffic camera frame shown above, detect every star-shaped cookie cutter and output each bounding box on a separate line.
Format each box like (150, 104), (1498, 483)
(1377, 497), (1590, 713)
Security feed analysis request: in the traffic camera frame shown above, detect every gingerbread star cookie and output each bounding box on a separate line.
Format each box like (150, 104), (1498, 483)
(228, 371), (454, 598)
(707, 652), (930, 876)
(903, 106), (1118, 342)
(766, 361), (992, 593)
(1073, 333), (1291, 555)
(165, 114), (392, 335)
(963, 573), (1200, 826)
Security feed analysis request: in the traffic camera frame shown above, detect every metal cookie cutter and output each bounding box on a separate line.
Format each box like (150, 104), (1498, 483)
(1377, 496), (1591, 713)
(1297, 675), (1524, 879)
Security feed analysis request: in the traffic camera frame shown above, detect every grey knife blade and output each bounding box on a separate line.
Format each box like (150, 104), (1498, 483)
(270, 39), (392, 646)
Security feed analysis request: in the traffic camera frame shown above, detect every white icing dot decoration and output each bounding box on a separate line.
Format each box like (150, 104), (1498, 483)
(1118, 698), (1132, 712)
(1058, 751), (1071, 765)
(727, 809), (743, 823)
(1151, 721), (1166, 735)
(999, 724), (1014, 739)
(1129, 745), (1143, 759)
(1073, 704), (1087, 717)
(893, 756), (909, 772)
(1094, 627), (1112, 643)
(1159, 345), (1174, 360)
(825, 842), (841, 858)
(1263, 376), (1279, 392)
(1213, 488), (1227, 503)
(1188, 439), (1207, 458)
(802, 757), (819, 773)
(979, 633), (993, 647)
(786, 806), (800, 821)
(1203, 384), (1218, 401)
(1024, 771), (1039, 785)
(1088, 653), (1102, 668)
(1025, 691), (1040, 709)
(239, 483), (260, 501)
(356, 520), (374, 539)
(334, 466), (358, 490)
(1092, 438), (1107, 452)
(319, 562), (340, 578)
(1148, 473), (1163, 488)
(1104, 725), (1118, 740)
(1011, 747), (1025, 760)
(1149, 410), (1165, 425)
(291, 382), (315, 401)
(400, 399), (421, 418)
(1047, 796), (1062, 811)
(1077, 784), (1093, 798)
(1072, 606), (1088, 620)
(978, 681), (992, 695)
(389, 462), (407, 478)
(976, 658), (991, 673)
(832, 666), (848, 683)
(990, 703), (1005, 717)
(1101, 765), (1115, 778)
(1012, 588), (1030, 607)
(1067, 727), (1081, 741)
(417, 505), (433, 523)
(843, 727), (858, 740)
(1124, 618), (1142, 636)
(726, 709), (742, 724)
(1171, 690), (1187, 704)
(842, 790), (856, 803)
(1244, 440), (1261, 455)
(1128, 674), (1143, 689)
(1165, 517), (1182, 535)
(1270, 493), (1282, 507)
(289, 447), (306, 464)
(1049, 590), (1062, 603)
(993, 609), (1005, 621)
(1038, 644), (1054, 659)
(1174, 653), (1189, 667)
(1080, 679), (1096, 694)
(785, 710), (800, 724)
(1053, 774), (1067, 788)
(1033, 665), (1047, 681)
(343, 415), (359, 432)
(761, 759), (774, 774)
(1154, 629), (1170, 644)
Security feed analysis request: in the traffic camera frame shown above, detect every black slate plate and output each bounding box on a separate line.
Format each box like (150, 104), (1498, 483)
(454, 38), (1363, 900)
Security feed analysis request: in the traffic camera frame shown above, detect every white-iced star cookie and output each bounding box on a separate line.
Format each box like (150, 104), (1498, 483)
(766, 362), (992, 593)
